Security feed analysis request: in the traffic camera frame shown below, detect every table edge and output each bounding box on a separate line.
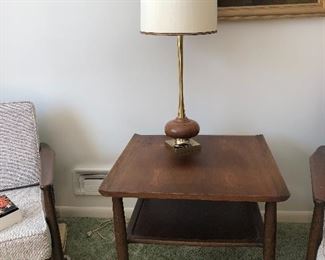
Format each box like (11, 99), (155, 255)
(98, 190), (290, 202)
(99, 134), (291, 203)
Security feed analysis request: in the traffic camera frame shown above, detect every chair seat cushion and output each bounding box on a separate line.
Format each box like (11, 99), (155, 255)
(318, 239), (325, 259)
(0, 186), (51, 260)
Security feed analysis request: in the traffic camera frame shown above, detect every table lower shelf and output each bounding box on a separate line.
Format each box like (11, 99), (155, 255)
(127, 199), (264, 247)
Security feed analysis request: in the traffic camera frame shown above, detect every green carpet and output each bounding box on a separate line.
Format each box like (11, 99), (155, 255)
(62, 218), (310, 260)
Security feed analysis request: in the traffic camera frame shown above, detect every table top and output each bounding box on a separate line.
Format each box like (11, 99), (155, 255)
(99, 134), (290, 202)
(310, 146), (325, 202)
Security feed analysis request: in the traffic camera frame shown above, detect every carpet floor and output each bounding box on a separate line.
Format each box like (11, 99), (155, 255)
(63, 218), (311, 260)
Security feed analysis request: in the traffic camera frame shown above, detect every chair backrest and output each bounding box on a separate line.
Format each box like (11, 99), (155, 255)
(0, 102), (41, 191)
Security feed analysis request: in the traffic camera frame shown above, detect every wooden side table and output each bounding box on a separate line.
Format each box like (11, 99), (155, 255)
(307, 146), (325, 260)
(99, 135), (290, 260)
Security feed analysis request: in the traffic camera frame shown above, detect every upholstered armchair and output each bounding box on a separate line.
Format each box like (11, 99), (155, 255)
(306, 146), (325, 260)
(0, 102), (63, 260)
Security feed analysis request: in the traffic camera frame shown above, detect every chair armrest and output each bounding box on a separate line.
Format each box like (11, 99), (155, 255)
(310, 146), (325, 203)
(39, 143), (64, 259)
(40, 143), (55, 189)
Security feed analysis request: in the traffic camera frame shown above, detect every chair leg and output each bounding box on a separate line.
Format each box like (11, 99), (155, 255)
(43, 185), (64, 260)
(307, 202), (324, 260)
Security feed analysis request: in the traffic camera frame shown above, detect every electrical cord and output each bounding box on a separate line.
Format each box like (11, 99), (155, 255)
(86, 219), (113, 240)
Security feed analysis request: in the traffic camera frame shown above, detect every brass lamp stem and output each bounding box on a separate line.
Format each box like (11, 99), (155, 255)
(177, 35), (185, 119)
(164, 35), (200, 151)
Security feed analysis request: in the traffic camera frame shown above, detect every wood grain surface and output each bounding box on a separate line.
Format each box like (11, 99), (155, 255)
(99, 135), (290, 202)
(127, 199), (264, 247)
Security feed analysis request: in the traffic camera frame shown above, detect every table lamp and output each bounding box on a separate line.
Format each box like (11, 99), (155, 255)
(141, 0), (217, 151)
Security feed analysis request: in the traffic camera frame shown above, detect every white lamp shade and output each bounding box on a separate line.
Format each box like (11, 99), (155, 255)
(141, 0), (217, 35)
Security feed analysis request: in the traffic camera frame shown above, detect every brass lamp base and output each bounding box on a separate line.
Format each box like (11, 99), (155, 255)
(165, 138), (201, 153)
(164, 117), (200, 153)
(163, 36), (201, 154)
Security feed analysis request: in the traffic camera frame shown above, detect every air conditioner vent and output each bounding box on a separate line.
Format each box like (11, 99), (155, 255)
(73, 169), (110, 196)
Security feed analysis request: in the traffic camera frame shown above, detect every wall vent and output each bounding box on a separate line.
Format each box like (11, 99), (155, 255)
(73, 169), (110, 196)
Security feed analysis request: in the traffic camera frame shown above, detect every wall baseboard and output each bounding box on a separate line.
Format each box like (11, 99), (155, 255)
(274, 210), (312, 223)
(56, 206), (313, 223)
(56, 206), (134, 219)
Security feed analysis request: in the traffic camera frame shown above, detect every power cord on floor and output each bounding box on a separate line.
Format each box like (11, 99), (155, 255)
(86, 219), (113, 240)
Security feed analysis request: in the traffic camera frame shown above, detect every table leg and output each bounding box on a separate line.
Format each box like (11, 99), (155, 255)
(263, 202), (277, 260)
(112, 197), (129, 260)
(306, 202), (324, 260)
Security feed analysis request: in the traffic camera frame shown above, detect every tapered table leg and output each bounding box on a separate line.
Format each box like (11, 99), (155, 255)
(264, 202), (277, 260)
(306, 202), (324, 260)
(112, 197), (129, 260)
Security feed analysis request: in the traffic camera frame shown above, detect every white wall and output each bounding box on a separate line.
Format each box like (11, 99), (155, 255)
(0, 0), (324, 213)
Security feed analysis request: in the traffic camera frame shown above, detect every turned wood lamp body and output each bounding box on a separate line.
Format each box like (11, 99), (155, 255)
(140, 0), (217, 150)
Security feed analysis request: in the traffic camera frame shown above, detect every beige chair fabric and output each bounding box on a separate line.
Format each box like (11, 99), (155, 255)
(0, 102), (40, 191)
(0, 101), (52, 259)
(0, 186), (52, 260)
